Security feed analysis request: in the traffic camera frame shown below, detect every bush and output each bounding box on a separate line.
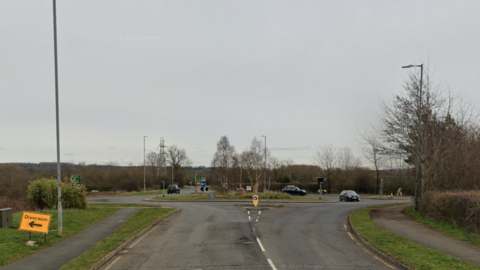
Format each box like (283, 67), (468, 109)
(420, 191), (480, 233)
(113, 178), (140, 192)
(27, 178), (87, 210)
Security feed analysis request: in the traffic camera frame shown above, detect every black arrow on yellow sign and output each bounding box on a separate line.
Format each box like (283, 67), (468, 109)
(29, 221), (42, 228)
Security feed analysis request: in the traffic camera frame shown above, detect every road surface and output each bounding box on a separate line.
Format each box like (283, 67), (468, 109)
(89, 190), (407, 270)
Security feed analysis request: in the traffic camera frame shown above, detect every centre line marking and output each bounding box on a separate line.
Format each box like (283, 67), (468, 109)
(256, 237), (266, 252)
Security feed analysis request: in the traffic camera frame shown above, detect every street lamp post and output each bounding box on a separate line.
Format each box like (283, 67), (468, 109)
(144, 135), (147, 193)
(52, 0), (62, 237)
(402, 64), (423, 211)
(261, 135), (266, 193)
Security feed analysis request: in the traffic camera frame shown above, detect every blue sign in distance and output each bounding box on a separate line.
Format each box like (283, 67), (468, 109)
(201, 181), (206, 187)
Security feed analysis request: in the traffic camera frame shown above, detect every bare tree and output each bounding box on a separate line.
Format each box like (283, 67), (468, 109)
(167, 145), (192, 185)
(211, 136), (238, 192)
(146, 151), (161, 185)
(239, 137), (265, 193)
(337, 147), (361, 191)
(313, 144), (337, 192)
(270, 157), (294, 183)
(373, 67), (480, 196)
(360, 133), (388, 194)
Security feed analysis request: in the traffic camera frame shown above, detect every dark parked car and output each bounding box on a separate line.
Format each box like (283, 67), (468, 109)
(167, 185), (180, 194)
(339, 190), (360, 202)
(282, 185), (307, 196)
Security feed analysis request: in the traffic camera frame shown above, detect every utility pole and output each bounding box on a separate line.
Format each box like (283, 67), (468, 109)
(160, 137), (167, 175)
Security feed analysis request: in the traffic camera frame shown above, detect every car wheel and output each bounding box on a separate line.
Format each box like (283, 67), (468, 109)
(339, 197), (342, 202)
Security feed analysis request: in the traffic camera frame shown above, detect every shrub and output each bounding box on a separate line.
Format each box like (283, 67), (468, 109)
(113, 178), (140, 192)
(421, 191), (480, 233)
(27, 178), (87, 210)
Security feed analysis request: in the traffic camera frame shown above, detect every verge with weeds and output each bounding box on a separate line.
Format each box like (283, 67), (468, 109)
(350, 205), (480, 270)
(0, 208), (119, 267)
(405, 206), (480, 247)
(59, 207), (175, 270)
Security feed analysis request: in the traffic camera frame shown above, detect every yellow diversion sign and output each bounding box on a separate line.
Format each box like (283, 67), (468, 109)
(19, 212), (52, 234)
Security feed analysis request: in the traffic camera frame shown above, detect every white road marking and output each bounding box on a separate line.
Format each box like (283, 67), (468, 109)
(259, 211), (262, 215)
(103, 256), (121, 270)
(248, 211), (250, 215)
(347, 231), (396, 269)
(248, 216), (251, 222)
(256, 217), (259, 222)
(129, 225), (159, 249)
(256, 237), (266, 252)
(267, 259), (278, 270)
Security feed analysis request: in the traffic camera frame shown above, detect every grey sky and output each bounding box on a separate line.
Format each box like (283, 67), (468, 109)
(1, 0), (480, 166)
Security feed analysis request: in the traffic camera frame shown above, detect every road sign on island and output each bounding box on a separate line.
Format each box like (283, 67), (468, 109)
(253, 195), (259, 207)
(19, 212), (52, 234)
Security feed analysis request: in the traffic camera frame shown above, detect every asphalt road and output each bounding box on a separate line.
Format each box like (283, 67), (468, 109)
(89, 189), (408, 270)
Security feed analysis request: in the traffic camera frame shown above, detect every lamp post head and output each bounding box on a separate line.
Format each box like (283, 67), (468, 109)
(402, 64), (423, 69)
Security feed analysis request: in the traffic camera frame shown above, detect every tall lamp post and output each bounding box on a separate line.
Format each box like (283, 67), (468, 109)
(261, 135), (266, 192)
(52, 0), (62, 236)
(144, 135), (147, 192)
(402, 64), (423, 211)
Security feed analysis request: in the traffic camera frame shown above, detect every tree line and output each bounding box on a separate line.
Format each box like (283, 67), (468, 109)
(362, 67), (480, 208)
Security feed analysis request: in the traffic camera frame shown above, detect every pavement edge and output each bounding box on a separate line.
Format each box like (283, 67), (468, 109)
(89, 208), (180, 270)
(347, 210), (412, 270)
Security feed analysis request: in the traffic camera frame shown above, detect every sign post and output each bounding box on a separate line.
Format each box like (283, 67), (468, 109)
(19, 212), (52, 242)
(317, 177), (326, 199)
(253, 195), (259, 207)
(201, 180), (206, 198)
(70, 175), (81, 186)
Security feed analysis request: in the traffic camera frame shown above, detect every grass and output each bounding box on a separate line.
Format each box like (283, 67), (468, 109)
(87, 190), (167, 197)
(404, 206), (480, 247)
(111, 190), (167, 196)
(87, 203), (166, 208)
(151, 191), (328, 202)
(0, 207), (119, 267)
(59, 207), (175, 270)
(350, 205), (480, 270)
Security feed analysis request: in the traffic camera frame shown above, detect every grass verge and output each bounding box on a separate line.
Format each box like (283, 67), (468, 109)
(0, 208), (119, 267)
(87, 203), (166, 208)
(350, 205), (480, 270)
(404, 206), (480, 247)
(59, 207), (175, 270)
(151, 192), (327, 202)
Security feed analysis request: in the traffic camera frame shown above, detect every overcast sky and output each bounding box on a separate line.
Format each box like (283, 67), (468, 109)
(1, 0), (480, 167)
